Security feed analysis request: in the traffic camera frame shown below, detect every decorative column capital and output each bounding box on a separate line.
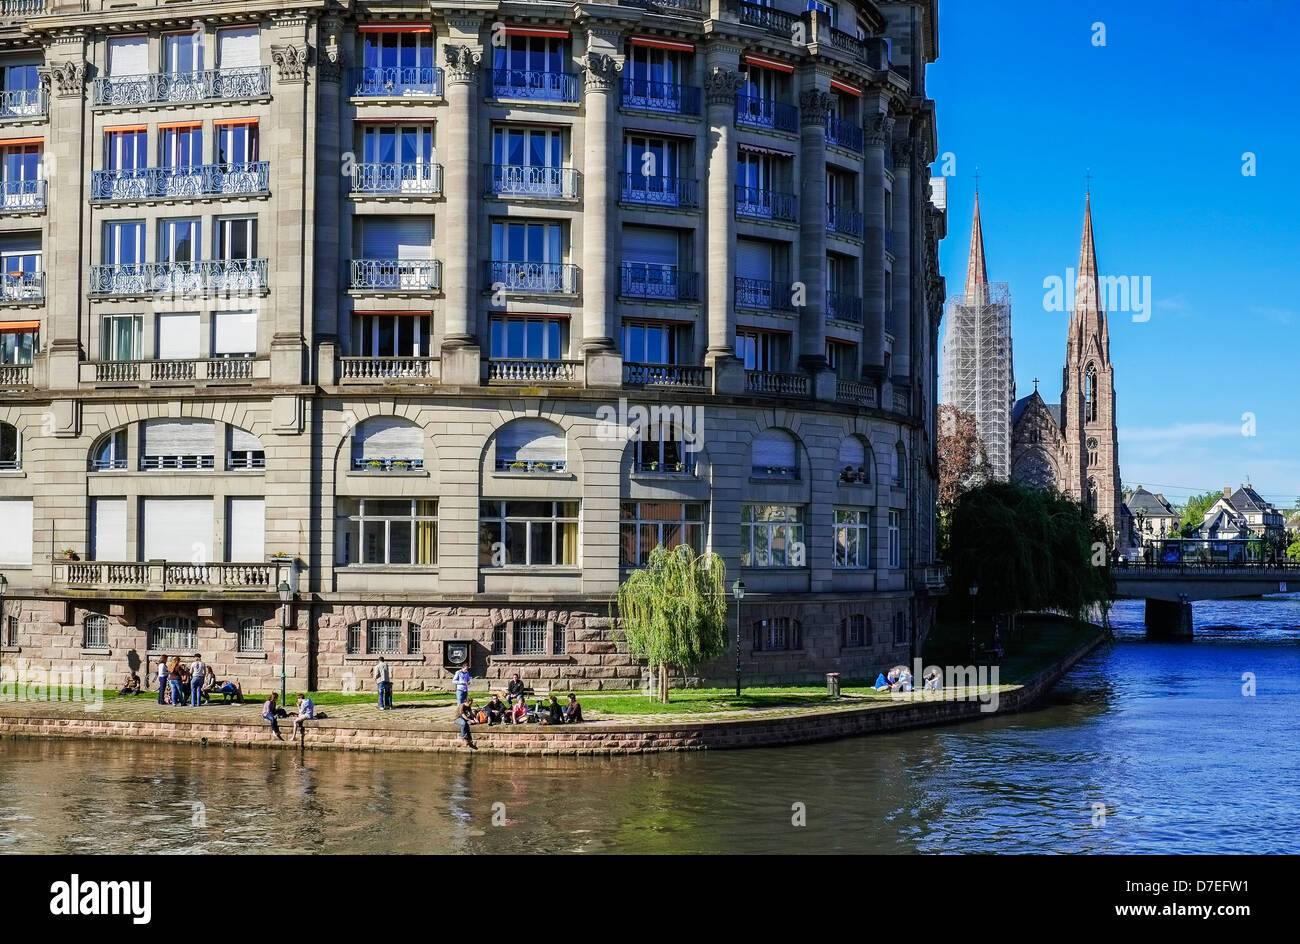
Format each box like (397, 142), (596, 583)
(799, 88), (834, 125)
(270, 43), (311, 83)
(443, 44), (482, 85)
(865, 113), (895, 147)
(891, 137), (914, 167)
(580, 52), (623, 92)
(318, 43), (344, 84)
(705, 67), (745, 107)
(39, 60), (89, 99)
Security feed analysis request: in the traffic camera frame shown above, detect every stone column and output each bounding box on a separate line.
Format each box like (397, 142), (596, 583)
(889, 132), (913, 380)
(439, 41), (483, 386)
(579, 49), (623, 388)
(703, 62), (745, 394)
(862, 110), (893, 380)
(797, 81), (833, 399)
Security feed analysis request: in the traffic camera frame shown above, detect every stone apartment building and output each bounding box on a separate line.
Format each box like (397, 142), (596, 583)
(0, 0), (945, 692)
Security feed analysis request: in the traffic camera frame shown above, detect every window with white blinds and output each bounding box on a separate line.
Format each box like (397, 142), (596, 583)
(228, 426), (261, 453)
(0, 498), (32, 565)
(838, 436), (866, 468)
(157, 313), (201, 359)
(142, 498), (213, 562)
(496, 419), (566, 466)
(736, 239), (772, 279)
(227, 497), (265, 562)
(212, 310), (257, 356)
(359, 218), (433, 260)
(353, 417), (425, 464)
(217, 27), (261, 69)
(753, 429), (796, 469)
(141, 419), (216, 470)
(91, 497), (128, 561)
(108, 36), (149, 76)
(622, 226), (678, 266)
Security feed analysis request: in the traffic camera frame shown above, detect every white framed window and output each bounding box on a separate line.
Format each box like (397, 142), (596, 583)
(740, 504), (805, 568)
(212, 310), (257, 357)
(91, 429), (128, 471)
(336, 498), (438, 566)
(352, 312), (432, 358)
(142, 498), (214, 562)
(91, 497), (128, 561)
(619, 501), (705, 566)
(215, 215), (257, 259)
(494, 418), (566, 472)
(163, 31), (203, 74)
(478, 500), (579, 567)
(489, 316), (564, 361)
(833, 508), (871, 568)
(101, 314), (142, 361)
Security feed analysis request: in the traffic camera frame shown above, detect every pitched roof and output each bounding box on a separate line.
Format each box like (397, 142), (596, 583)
(1011, 390), (1062, 431)
(1228, 485), (1275, 514)
(1125, 486), (1177, 518)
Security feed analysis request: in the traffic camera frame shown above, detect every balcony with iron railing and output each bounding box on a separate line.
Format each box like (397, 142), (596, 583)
(735, 94), (799, 134)
(623, 362), (709, 388)
(339, 356), (440, 384)
(825, 115), (863, 152)
(0, 271), (44, 302)
(829, 27), (872, 65)
(495, 458), (567, 473)
(0, 87), (46, 121)
(85, 357), (270, 384)
(92, 67), (271, 107)
(620, 172), (698, 209)
(90, 163), (269, 202)
(485, 164), (579, 199)
(835, 378), (879, 407)
(487, 358), (582, 384)
(353, 456), (425, 472)
(488, 69), (580, 103)
(619, 78), (701, 115)
(734, 0), (797, 35)
(746, 370), (809, 397)
(0, 179), (45, 212)
(347, 66), (444, 99)
(827, 203), (864, 238)
(620, 0), (703, 11)
(735, 185), (797, 223)
(350, 259), (443, 293)
(735, 276), (795, 311)
(351, 162), (443, 197)
(53, 558), (294, 593)
(827, 291), (863, 323)
(89, 259), (268, 296)
(484, 260), (580, 295)
(619, 263), (699, 302)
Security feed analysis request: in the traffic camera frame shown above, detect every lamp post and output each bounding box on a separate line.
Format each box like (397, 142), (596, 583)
(277, 580), (292, 706)
(0, 572), (7, 687)
(732, 579), (745, 697)
(968, 581), (979, 661)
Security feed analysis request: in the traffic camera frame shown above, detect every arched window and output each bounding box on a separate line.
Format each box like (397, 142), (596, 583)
(752, 429), (798, 479)
(90, 429), (128, 470)
(140, 419), (216, 470)
(495, 418), (566, 472)
(1087, 478), (1099, 513)
(149, 616), (197, 652)
(352, 417), (424, 472)
(228, 425), (265, 470)
(0, 422), (19, 471)
(891, 442), (906, 487)
(237, 617), (264, 653)
(1085, 364), (1098, 423)
(838, 436), (872, 484)
(83, 614), (108, 649)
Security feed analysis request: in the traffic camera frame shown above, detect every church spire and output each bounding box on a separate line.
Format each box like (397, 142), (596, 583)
(1070, 192), (1109, 359)
(964, 188), (989, 306)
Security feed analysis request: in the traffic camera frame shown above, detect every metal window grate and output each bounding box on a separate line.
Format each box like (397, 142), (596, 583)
(493, 624), (507, 655)
(367, 619), (402, 654)
(238, 618), (264, 653)
(148, 617), (196, 652)
(347, 623), (361, 655)
(513, 620), (547, 655)
(83, 615), (108, 649)
(408, 623), (421, 654)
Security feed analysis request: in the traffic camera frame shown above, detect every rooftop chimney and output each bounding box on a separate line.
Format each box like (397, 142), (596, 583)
(1224, 487), (1232, 498)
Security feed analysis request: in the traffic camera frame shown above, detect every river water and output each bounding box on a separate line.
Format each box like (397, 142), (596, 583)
(1, 597), (1297, 854)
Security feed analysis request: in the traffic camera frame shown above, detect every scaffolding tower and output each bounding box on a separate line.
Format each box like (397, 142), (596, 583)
(940, 282), (1014, 480)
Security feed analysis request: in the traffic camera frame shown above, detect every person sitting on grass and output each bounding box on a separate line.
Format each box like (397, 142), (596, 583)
(506, 673), (525, 707)
(563, 693), (584, 724)
(455, 698), (478, 749)
(541, 694), (564, 725)
(511, 697), (530, 724)
(264, 693), (283, 740)
(290, 693), (315, 742)
(484, 693), (507, 726)
(119, 673), (141, 696)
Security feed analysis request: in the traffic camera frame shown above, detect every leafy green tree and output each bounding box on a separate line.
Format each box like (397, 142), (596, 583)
(1287, 539), (1300, 563)
(1178, 491), (1221, 536)
(616, 545), (728, 703)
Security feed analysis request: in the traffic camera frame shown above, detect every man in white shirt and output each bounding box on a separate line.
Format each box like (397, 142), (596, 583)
(190, 654), (207, 707)
(452, 666), (471, 705)
(373, 656), (392, 710)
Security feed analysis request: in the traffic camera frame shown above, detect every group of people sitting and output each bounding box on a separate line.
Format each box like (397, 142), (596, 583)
(873, 666), (942, 693)
(136, 655), (244, 706)
(452, 672), (584, 747)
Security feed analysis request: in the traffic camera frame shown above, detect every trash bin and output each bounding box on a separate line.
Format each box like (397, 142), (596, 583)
(826, 672), (841, 697)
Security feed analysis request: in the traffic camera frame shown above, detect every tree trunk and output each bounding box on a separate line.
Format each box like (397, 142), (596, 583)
(659, 662), (670, 704)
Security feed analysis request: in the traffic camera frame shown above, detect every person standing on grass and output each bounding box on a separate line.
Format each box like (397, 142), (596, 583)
(452, 664), (471, 705)
(263, 692), (283, 740)
(156, 655), (169, 705)
(189, 654), (206, 707)
(373, 656), (392, 710)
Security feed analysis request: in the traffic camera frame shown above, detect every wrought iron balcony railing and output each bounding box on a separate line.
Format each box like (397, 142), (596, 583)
(620, 172), (698, 209)
(735, 94), (799, 133)
(0, 271), (44, 301)
(495, 458), (567, 473)
(620, 263), (699, 302)
(351, 162), (443, 196)
(485, 260), (580, 295)
(92, 67), (271, 106)
(353, 457), (425, 472)
(350, 259), (443, 292)
(619, 78), (701, 115)
(0, 178), (45, 211)
(620, 0), (703, 10)
(347, 66), (444, 98)
(488, 69), (580, 103)
(339, 356), (440, 383)
(734, 276), (795, 311)
(836, 379), (879, 407)
(623, 362), (708, 388)
(827, 291), (863, 323)
(735, 184), (798, 222)
(0, 87), (46, 119)
(90, 163), (269, 201)
(89, 259), (268, 296)
(141, 454), (215, 471)
(827, 203), (864, 238)
(825, 115), (863, 152)
(736, 1), (797, 35)
(485, 164), (579, 199)
(829, 27), (872, 64)
(488, 358), (581, 384)
(746, 370), (809, 397)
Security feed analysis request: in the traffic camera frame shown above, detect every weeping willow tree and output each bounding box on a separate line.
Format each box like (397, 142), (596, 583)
(615, 544), (728, 703)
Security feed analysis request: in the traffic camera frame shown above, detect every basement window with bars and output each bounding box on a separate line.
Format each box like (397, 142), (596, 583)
(841, 614), (865, 649)
(83, 614), (108, 649)
(347, 618), (419, 656)
(753, 617), (802, 652)
(237, 617), (264, 653)
(149, 616), (197, 652)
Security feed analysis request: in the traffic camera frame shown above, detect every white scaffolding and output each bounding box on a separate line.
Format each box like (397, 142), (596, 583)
(940, 282), (1013, 480)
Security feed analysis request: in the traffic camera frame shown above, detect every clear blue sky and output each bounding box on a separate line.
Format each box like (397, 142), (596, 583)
(929, 0), (1300, 509)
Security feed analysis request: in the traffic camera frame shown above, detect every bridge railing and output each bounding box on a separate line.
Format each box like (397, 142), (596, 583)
(1114, 561), (1300, 576)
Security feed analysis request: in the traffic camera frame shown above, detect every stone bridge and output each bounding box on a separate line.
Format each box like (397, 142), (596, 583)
(1113, 564), (1297, 636)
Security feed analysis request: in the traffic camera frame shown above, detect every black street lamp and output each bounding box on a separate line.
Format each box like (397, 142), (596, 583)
(968, 581), (979, 661)
(732, 579), (745, 697)
(0, 572), (7, 684)
(277, 580), (292, 706)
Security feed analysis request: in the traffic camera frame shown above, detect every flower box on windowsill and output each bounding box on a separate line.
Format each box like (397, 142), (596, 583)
(839, 467), (870, 485)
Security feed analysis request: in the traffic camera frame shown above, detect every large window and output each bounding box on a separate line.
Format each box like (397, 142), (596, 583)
(1, 141), (42, 210)
(106, 127), (147, 172)
(140, 419), (216, 470)
(83, 614), (109, 650)
(479, 500), (579, 567)
(367, 618), (403, 654)
(164, 31), (203, 74)
(0, 62), (40, 117)
(0, 422), (19, 471)
(148, 616), (197, 652)
(833, 509), (871, 568)
(159, 218), (199, 264)
(347, 617), (419, 655)
(888, 510), (902, 568)
(156, 312), (201, 360)
(622, 320), (684, 366)
(352, 417), (425, 472)
(0, 498), (31, 565)
(491, 126), (564, 186)
(622, 134), (688, 205)
(495, 418), (565, 472)
(352, 313), (432, 358)
(91, 429), (128, 471)
(237, 617), (264, 653)
(337, 498), (438, 566)
(490, 220), (564, 265)
(215, 216), (257, 260)
(0, 320), (38, 362)
(619, 502), (705, 566)
(103, 220), (144, 266)
(101, 314), (142, 362)
(735, 330), (788, 371)
(217, 120), (259, 166)
(740, 504), (805, 568)
(633, 415), (694, 474)
(753, 617), (801, 652)
(489, 316), (564, 361)
(491, 35), (571, 101)
(751, 428), (798, 479)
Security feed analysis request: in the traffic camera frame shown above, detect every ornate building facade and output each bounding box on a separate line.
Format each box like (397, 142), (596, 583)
(0, 0), (945, 691)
